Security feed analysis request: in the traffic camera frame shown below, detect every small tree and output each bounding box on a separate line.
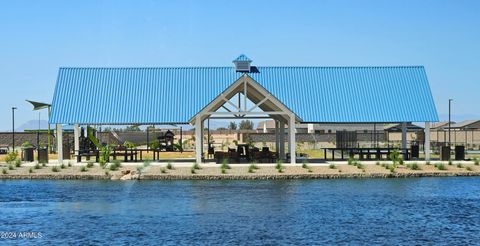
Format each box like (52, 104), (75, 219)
(228, 122), (237, 130)
(239, 120), (254, 130)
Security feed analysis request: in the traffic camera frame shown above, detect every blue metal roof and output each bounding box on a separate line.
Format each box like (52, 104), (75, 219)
(50, 66), (438, 124)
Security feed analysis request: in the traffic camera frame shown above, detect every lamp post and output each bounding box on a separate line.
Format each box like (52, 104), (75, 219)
(448, 99), (453, 147)
(12, 107), (17, 151)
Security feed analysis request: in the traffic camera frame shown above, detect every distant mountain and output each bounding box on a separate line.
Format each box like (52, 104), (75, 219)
(15, 120), (49, 132)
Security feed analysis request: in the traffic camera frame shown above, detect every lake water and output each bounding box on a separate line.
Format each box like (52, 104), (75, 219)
(1, 178), (480, 245)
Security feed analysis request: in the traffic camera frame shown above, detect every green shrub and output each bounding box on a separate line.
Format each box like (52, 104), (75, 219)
(356, 163), (364, 169)
(308, 168), (313, 173)
(329, 164), (336, 169)
(80, 166), (87, 172)
(41, 162), (46, 167)
(221, 159), (231, 169)
(375, 161), (380, 165)
(407, 163), (421, 170)
(399, 159), (404, 165)
(60, 163), (66, 169)
(136, 166), (144, 173)
(5, 151), (18, 164)
(34, 163), (41, 169)
(51, 166), (59, 172)
(381, 163), (386, 167)
(192, 162), (201, 170)
(426, 161), (431, 165)
(143, 159), (151, 168)
(448, 159), (453, 165)
(109, 160), (122, 171)
(466, 166), (473, 171)
(29, 168), (33, 173)
(86, 161), (94, 168)
(123, 141), (136, 149)
(8, 164), (14, 170)
(456, 163), (464, 168)
(221, 168), (226, 174)
(389, 149), (401, 166)
(474, 158), (480, 166)
(166, 162), (174, 170)
(105, 171), (109, 176)
(248, 164), (255, 173)
(302, 162), (309, 169)
(275, 160), (284, 170)
(191, 167), (196, 174)
(15, 159), (22, 167)
(161, 167), (167, 174)
(435, 163), (446, 170)
(389, 166), (396, 173)
(347, 157), (354, 165)
(68, 162), (72, 167)
(2, 168), (7, 174)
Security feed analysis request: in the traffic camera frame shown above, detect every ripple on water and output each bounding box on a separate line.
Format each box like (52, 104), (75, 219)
(0, 178), (480, 245)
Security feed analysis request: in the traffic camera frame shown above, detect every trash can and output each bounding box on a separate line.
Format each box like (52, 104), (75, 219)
(411, 145), (419, 159)
(440, 146), (451, 161)
(38, 148), (49, 163)
(22, 147), (35, 162)
(455, 146), (465, 160)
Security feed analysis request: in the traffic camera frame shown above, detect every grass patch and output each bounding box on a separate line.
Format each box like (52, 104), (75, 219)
(109, 160), (122, 171)
(406, 163), (421, 170)
(51, 166), (59, 172)
(192, 162), (201, 170)
(329, 164), (336, 169)
(86, 161), (94, 168)
(80, 166), (87, 172)
(275, 160), (284, 173)
(434, 163), (447, 170)
(248, 163), (258, 173)
(220, 159), (231, 170)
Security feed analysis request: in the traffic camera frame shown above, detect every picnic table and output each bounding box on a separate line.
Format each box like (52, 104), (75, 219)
(322, 147), (411, 161)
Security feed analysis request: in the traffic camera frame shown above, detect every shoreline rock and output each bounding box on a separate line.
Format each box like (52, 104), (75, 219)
(1, 171), (480, 181)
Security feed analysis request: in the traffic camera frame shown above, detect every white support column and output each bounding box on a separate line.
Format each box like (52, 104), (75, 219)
(280, 121), (286, 160)
(275, 120), (280, 156)
(307, 123), (314, 134)
(263, 122), (267, 133)
(56, 124), (63, 164)
(401, 122), (407, 157)
(195, 116), (202, 164)
(74, 124), (80, 159)
(425, 122), (431, 161)
(289, 114), (296, 164)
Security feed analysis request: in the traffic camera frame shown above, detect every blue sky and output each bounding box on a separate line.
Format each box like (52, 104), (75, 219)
(1, 0), (479, 130)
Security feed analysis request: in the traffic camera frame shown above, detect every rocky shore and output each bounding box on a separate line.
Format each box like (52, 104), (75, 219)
(1, 162), (480, 180)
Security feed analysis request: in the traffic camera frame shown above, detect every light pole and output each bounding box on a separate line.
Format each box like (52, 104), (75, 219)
(448, 99), (453, 147)
(12, 107), (17, 151)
